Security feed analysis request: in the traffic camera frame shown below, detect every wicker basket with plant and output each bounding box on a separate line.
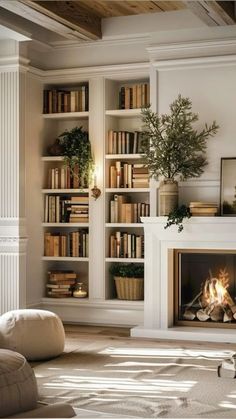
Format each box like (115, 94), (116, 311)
(110, 263), (144, 300)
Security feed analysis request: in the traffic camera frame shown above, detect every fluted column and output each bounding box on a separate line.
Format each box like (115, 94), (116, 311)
(0, 40), (28, 314)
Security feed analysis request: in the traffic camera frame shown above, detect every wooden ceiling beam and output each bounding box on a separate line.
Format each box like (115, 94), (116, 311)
(0, 0), (102, 41)
(185, 1), (236, 26)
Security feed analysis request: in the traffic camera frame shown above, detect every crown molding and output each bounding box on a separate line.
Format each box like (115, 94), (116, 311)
(0, 55), (30, 72)
(147, 38), (236, 63)
(150, 54), (236, 71)
(48, 34), (150, 50)
(29, 61), (150, 82)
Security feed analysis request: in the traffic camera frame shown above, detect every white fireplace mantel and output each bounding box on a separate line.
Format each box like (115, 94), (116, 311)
(131, 217), (236, 343)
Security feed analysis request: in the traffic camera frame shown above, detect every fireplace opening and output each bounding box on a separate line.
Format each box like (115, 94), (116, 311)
(174, 250), (236, 328)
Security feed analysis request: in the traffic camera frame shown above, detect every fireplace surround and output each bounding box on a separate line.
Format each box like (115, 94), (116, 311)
(131, 217), (236, 343)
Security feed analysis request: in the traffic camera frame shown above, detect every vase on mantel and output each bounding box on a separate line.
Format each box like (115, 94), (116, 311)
(158, 179), (178, 216)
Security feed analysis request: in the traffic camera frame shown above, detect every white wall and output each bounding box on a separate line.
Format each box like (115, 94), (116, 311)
(156, 62), (236, 205)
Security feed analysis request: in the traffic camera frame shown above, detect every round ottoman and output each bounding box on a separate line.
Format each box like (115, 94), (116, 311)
(0, 349), (38, 417)
(0, 309), (65, 361)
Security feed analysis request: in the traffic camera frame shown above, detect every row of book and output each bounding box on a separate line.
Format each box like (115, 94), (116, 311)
(47, 166), (88, 189)
(44, 230), (89, 257)
(109, 162), (149, 189)
(110, 232), (144, 259)
(44, 195), (89, 223)
(43, 85), (89, 114)
(189, 201), (218, 216)
(119, 83), (150, 110)
(110, 195), (150, 223)
(46, 270), (77, 298)
(107, 130), (143, 155)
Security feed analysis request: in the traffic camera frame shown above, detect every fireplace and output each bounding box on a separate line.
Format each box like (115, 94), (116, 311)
(174, 250), (236, 328)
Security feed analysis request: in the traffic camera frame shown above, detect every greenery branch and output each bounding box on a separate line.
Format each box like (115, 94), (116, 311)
(140, 95), (219, 181)
(109, 263), (144, 278)
(164, 205), (191, 233)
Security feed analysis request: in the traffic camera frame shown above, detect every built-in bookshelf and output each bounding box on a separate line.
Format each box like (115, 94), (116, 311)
(41, 81), (90, 300)
(104, 76), (150, 300)
(31, 67), (150, 325)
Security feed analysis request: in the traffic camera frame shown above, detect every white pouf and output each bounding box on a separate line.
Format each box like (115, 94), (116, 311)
(0, 349), (38, 417)
(0, 309), (65, 361)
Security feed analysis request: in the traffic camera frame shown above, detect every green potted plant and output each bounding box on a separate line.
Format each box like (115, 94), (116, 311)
(140, 95), (219, 216)
(110, 263), (144, 300)
(57, 126), (94, 188)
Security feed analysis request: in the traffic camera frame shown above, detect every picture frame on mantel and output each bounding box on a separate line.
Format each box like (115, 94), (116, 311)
(220, 157), (236, 216)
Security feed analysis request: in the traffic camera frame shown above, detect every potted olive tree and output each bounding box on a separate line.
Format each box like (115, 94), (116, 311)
(110, 263), (144, 300)
(140, 95), (219, 216)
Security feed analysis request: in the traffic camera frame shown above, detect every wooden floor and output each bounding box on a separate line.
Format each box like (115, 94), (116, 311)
(63, 324), (236, 351)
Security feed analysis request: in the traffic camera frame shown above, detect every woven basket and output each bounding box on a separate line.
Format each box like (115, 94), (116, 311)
(114, 277), (144, 300)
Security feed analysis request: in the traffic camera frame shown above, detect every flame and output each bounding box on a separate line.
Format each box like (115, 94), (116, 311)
(207, 278), (228, 305)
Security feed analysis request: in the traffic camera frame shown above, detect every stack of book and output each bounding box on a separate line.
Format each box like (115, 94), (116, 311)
(132, 164), (149, 188)
(109, 162), (149, 189)
(110, 231), (144, 259)
(189, 202), (218, 216)
(44, 195), (89, 223)
(46, 270), (77, 298)
(68, 196), (89, 223)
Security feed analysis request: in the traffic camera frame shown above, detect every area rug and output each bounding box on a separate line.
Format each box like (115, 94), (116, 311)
(33, 336), (236, 418)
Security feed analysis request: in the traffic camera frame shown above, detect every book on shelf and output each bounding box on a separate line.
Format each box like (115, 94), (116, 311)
(44, 230), (89, 257)
(109, 195), (150, 223)
(189, 201), (218, 216)
(119, 82), (150, 110)
(109, 231), (144, 259)
(107, 130), (142, 155)
(43, 85), (88, 114)
(108, 162), (149, 188)
(47, 165), (88, 190)
(44, 195), (89, 223)
(46, 270), (77, 298)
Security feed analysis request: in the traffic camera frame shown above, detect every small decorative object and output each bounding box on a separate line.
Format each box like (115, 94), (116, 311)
(58, 126), (94, 188)
(110, 264), (144, 300)
(220, 158), (236, 215)
(91, 166), (101, 200)
(140, 95), (219, 218)
(47, 138), (64, 156)
(73, 282), (87, 298)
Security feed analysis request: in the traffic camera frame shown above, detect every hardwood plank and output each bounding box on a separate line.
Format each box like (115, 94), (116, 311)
(75, 1), (163, 18)
(185, 0), (236, 26)
(153, 1), (186, 12)
(23, 0), (102, 40)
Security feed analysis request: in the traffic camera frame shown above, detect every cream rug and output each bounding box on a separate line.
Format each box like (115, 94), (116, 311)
(33, 334), (236, 418)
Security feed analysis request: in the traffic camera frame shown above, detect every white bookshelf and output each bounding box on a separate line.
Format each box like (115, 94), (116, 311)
(26, 66), (150, 325)
(104, 76), (150, 302)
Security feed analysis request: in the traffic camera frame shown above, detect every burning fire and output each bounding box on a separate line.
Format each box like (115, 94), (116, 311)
(183, 268), (236, 323)
(206, 278), (228, 305)
(204, 269), (229, 306)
